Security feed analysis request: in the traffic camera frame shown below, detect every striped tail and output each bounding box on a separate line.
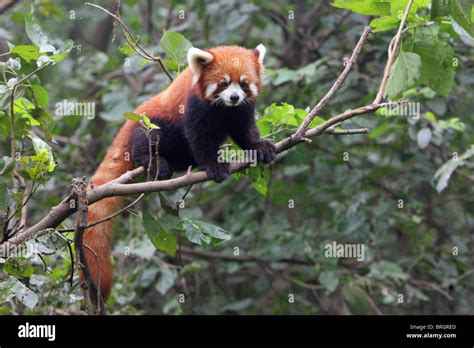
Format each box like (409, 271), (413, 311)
(80, 120), (137, 303)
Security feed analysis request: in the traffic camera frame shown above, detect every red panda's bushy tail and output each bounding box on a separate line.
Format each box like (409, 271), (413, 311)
(80, 120), (137, 303)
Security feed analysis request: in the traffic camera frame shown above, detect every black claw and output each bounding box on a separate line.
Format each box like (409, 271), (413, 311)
(201, 163), (230, 183)
(254, 140), (276, 164)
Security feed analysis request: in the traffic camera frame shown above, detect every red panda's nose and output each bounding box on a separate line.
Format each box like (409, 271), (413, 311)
(230, 93), (240, 103)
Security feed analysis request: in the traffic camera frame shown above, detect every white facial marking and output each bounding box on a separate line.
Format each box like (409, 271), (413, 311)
(249, 83), (258, 97)
(205, 83), (217, 98)
(240, 75), (247, 82)
(224, 74), (230, 82)
(218, 83), (246, 107)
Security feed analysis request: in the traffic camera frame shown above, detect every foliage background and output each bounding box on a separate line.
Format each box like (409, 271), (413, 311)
(0, 0), (473, 315)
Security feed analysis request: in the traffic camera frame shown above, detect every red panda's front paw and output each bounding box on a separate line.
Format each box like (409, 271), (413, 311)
(254, 140), (276, 164)
(201, 163), (231, 183)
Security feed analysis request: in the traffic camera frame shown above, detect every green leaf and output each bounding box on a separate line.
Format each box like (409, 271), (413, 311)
(26, 229), (67, 255)
(30, 109), (55, 138)
(158, 192), (179, 216)
(195, 220), (232, 241)
(408, 27), (456, 97)
(50, 39), (74, 63)
(0, 276), (38, 309)
(369, 261), (408, 285)
(12, 45), (39, 62)
(0, 183), (9, 212)
(247, 164), (269, 196)
(438, 117), (465, 132)
(18, 136), (55, 181)
(331, 0), (391, 16)
(417, 128), (432, 149)
(123, 112), (140, 122)
(390, 0), (431, 17)
(183, 218), (231, 247)
(155, 262), (177, 295)
(263, 103), (300, 127)
(29, 136), (55, 172)
(450, 0), (474, 36)
(342, 286), (371, 314)
(369, 122), (390, 139)
(14, 98), (40, 126)
(118, 41), (135, 55)
(0, 276), (24, 304)
(431, 0), (450, 19)
(370, 16), (400, 32)
(0, 156), (15, 176)
(319, 270), (339, 293)
(179, 262), (205, 276)
(308, 115), (325, 128)
(427, 62), (455, 97)
(163, 59), (179, 72)
(385, 51), (421, 99)
(25, 13), (51, 49)
(142, 212), (177, 256)
(30, 85), (49, 108)
(184, 220), (211, 246)
(160, 31), (192, 71)
(271, 68), (299, 86)
(140, 112), (160, 129)
(433, 145), (474, 192)
(4, 257), (34, 278)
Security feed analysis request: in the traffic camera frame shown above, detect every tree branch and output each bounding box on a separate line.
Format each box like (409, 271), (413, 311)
(72, 177), (105, 314)
(292, 25), (372, 140)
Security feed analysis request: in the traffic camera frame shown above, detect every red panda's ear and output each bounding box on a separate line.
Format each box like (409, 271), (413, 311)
(254, 44), (266, 64)
(187, 47), (213, 76)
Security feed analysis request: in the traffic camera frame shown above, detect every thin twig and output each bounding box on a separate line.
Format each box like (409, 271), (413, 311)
(325, 127), (369, 135)
(373, 0), (414, 104)
(85, 2), (173, 81)
(292, 26), (372, 140)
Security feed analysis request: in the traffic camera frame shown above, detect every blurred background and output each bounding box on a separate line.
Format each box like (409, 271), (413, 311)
(0, 0), (473, 315)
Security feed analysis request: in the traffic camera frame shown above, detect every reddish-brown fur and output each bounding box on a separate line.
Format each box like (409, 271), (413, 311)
(82, 46), (262, 302)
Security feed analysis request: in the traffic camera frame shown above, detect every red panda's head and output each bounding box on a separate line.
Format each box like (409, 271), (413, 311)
(187, 45), (266, 107)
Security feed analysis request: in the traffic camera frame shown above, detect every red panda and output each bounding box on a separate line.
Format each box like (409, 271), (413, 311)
(81, 45), (275, 305)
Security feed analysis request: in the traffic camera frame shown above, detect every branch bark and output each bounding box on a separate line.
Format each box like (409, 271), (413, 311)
(72, 177), (105, 314)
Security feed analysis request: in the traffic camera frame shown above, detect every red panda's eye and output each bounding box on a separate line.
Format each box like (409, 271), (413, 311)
(220, 81), (229, 88)
(240, 81), (248, 89)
